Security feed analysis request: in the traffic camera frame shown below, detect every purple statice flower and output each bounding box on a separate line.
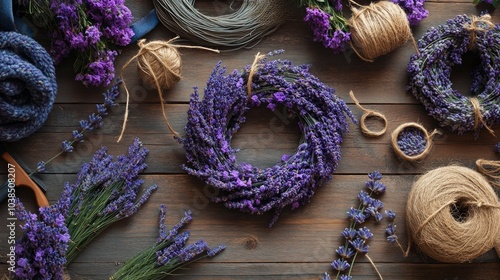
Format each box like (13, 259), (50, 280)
(110, 205), (225, 279)
(17, 0), (134, 87)
(14, 184), (73, 280)
(34, 79), (121, 173)
(64, 138), (157, 263)
(396, 127), (427, 156)
(180, 51), (356, 227)
(322, 172), (389, 278)
(392, 0), (429, 26)
(407, 14), (500, 137)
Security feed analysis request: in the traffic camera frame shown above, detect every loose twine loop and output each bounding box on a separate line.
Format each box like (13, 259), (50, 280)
(464, 14), (495, 50)
(406, 164), (500, 262)
(348, 1), (419, 62)
(391, 122), (440, 161)
(118, 36), (219, 142)
(349, 91), (387, 137)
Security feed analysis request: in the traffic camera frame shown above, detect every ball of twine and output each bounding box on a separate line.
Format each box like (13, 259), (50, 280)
(136, 39), (182, 90)
(118, 36), (219, 142)
(391, 122), (439, 161)
(348, 1), (416, 62)
(406, 165), (500, 263)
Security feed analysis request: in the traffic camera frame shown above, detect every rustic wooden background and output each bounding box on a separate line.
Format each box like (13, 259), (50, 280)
(2, 0), (500, 279)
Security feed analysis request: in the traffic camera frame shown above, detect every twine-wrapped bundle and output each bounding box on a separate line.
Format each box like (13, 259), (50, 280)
(0, 32), (57, 142)
(406, 164), (500, 262)
(349, 1), (415, 62)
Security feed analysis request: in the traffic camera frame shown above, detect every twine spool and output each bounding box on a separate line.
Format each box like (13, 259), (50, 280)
(348, 1), (416, 62)
(118, 36), (219, 142)
(391, 122), (439, 161)
(349, 91), (387, 137)
(406, 165), (500, 262)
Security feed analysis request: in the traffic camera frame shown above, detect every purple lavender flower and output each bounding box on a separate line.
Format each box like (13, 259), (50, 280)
(180, 52), (356, 227)
(397, 127), (427, 156)
(392, 0), (429, 26)
(407, 14), (500, 136)
(14, 184), (73, 280)
(322, 172), (389, 278)
(34, 80), (121, 174)
(17, 0), (134, 87)
(65, 138), (157, 263)
(494, 142), (500, 154)
(111, 205), (225, 279)
(303, 6), (350, 54)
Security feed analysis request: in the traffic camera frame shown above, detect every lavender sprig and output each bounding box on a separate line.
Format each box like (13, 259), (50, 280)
(384, 210), (406, 254)
(65, 138), (158, 263)
(179, 50), (356, 226)
(324, 171), (386, 280)
(35, 79), (121, 174)
(391, 0), (429, 26)
(16, 0), (134, 87)
(13, 184), (73, 280)
(110, 205), (225, 280)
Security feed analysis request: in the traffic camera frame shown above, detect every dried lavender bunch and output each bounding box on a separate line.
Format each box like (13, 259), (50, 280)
(322, 171), (386, 280)
(35, 79), (121, 173)
(16, 0), (134, 87)
(179, 50), (356, 226)
(298, 0), (350, 54)
(65, 138), (157, 263)
(13, 186), (72, 280)
(110, 205), (225, 280)
(407, 14), (500, 136)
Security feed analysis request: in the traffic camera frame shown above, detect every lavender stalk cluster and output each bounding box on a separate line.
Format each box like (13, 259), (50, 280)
(391, 0), (429, 26)
(396, 127), (427, 156)
(299, 0), (350, 54)
(180, 50), (356, 226)
(322, 171), (391, 280)
(36, 79), (121, 173)
(16, 0), (134, 87)
(110, 205), (225, 280)
(407, 14), (500, 136)
(13, 185), (72, 280)
(64, 137), (158, 263)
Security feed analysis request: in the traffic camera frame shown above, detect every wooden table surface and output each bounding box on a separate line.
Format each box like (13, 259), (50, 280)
(2, 0), (500, 279)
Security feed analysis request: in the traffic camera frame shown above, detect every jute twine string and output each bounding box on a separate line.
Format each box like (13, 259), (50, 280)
(391, 122), (440, 161)
(247, 52), (266, 100)
(348, 1), (419, 62)
(470, 93), (496, 137)
(118, 37), (219, 142)
(406, 165), (500, 262)
(349, 91), (387, 137)
(464, 14), (495, 50)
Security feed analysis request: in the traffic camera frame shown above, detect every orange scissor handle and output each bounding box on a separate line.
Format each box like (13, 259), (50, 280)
(1, 152), (49, 208)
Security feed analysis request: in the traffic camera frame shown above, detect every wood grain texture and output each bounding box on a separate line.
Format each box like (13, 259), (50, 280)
(2, 0), (500, 279)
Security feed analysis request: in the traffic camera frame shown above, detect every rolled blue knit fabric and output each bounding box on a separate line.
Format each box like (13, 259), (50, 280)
(0, 31), (57, 142)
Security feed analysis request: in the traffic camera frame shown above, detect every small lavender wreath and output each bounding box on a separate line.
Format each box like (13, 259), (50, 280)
(407, 14), (500, 135)
(180, 51), (356, 226)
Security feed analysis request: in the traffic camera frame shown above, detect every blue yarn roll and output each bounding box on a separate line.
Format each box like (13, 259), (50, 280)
(0, 31), (57, 142)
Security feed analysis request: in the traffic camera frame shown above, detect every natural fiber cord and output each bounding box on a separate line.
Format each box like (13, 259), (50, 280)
(406, 165), (500, 262)
(153, 0), (288, 49)
(0, 31), (57, 142)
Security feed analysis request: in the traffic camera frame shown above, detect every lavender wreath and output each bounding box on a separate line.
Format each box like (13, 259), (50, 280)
(180, 51), (356, 226)
(407, 14), (500, 136)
